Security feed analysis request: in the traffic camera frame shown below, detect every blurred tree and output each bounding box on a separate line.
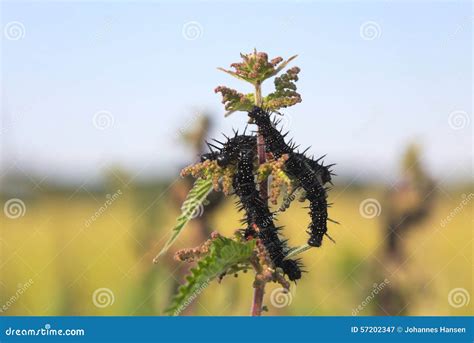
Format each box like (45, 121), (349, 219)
(166, 112), (226, 315)
(383, 143), (436, 260)
(375, 143), (436, 315)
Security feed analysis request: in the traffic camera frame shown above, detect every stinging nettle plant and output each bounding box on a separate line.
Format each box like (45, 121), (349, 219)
(155, 50), (336, 316)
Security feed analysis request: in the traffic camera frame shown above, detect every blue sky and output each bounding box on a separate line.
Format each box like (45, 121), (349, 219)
(1, 0), (472, 183)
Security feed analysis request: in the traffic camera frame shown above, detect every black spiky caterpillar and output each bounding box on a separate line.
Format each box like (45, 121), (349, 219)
(201, 132), (257, 167)
(232, 147), (302, 281)
(248, 106), (334, 247)
(200, 131), (302, 280)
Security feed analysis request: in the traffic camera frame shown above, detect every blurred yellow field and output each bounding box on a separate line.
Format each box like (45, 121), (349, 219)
(1, 183), (472, 316)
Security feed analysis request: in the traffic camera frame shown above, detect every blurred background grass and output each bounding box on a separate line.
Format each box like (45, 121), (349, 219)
(1, 172), (472, 316)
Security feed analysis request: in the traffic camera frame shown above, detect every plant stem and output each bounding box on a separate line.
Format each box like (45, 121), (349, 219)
(251, 283), (265, 316)
(255, 82), (266, 199)
(254, 81), (262, 107)
(251, 81), (267, 316)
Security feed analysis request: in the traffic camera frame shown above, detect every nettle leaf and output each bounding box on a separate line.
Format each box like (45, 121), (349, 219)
(216, 51), (301, 115)
(214, 86), (254, 117)
(153, 178), (213, 262)
(165, 237), (255, 315)
(217, 51), (298, 85)
(264, 67), (302, 111)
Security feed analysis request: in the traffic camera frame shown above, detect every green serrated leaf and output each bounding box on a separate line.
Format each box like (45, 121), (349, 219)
(153, 178), (213, 263)
(165, 237), (255, 315)
(263, 65), (302, 111)
(217, 53), (298, 86)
